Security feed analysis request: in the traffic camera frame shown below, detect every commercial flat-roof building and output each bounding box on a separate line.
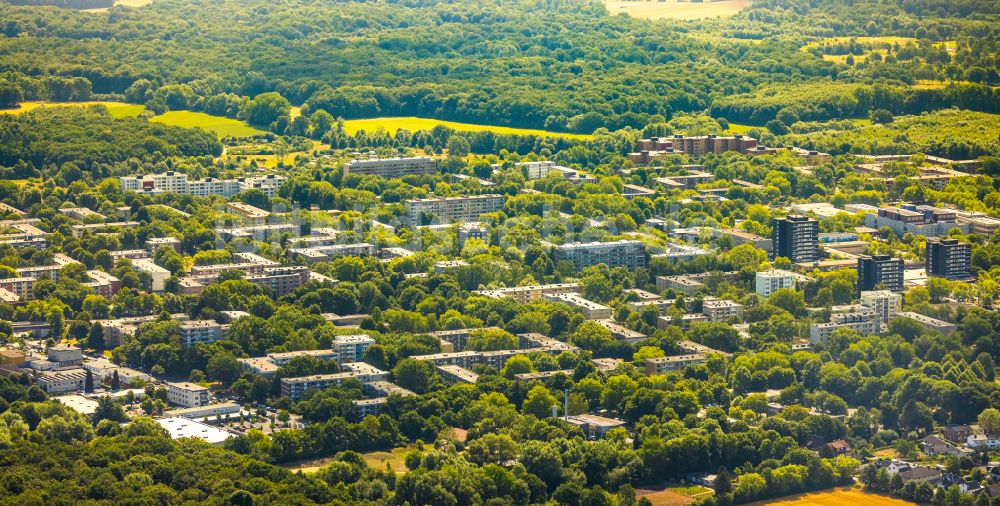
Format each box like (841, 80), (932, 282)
(926, 238), (971, 280)
(553, 240), (647, 271)
(404, 194), (506, 225)
(156, 417), (232, 445)
(864, 205), (968, 237)
(36, 369), (87, 393)
(772, 215), (818, 263)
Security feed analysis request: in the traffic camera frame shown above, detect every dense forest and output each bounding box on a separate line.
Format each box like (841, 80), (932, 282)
(0, 0), (997, 131)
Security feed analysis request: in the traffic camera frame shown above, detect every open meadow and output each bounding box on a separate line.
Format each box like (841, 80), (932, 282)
(341, 116), (593, 139)
(150, 111), (266, 138)
(0, 101), (144, 118)
(755, 488), (916, 506)
(604, 0), (752, 20)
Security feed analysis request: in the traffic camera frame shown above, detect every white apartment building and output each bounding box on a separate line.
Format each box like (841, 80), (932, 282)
(345, 156), (437, 178)
(132, 258), (171, 292)
(404, 195), (506, 225)
(178, 321), (230, 347)
(755, 269), (798, 297)
(702, 299), (744, 323)
(332, 334), (376, 364)
(860, 290), (902, 323)
(809, 311), (880, 345)
(167, 382), (211, 408)
(120, 172), (286, 198)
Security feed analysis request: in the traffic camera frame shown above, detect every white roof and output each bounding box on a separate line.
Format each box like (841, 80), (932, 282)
(155, 417), (232, 444)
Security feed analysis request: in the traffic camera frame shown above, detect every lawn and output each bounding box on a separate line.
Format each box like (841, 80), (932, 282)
(0, 101), (145, 118)
(755, 487), (916, 506)
(150, 111), (266, 138)
(341, 116), (593, 140)
(604, 0), (752, 21)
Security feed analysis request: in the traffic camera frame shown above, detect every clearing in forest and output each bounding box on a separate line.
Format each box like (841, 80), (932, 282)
(150, 111), (266, 138)
(755, 487), (917, 506)
(604, 0), (752, 21)
(340, 117), (593, 139)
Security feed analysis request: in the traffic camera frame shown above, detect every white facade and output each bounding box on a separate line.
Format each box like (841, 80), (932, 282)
(860, 290), (902, 323)
(167, 382), (211, 408)
(755, 270), (796, 297)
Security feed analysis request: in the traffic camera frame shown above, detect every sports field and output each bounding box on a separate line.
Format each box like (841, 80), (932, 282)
(604, 0), (752, 21)
(756, 488), (916, 506)
(150, 111), (266, 138)
(0, 101), (145, 118)
(341, 117), (593, 139)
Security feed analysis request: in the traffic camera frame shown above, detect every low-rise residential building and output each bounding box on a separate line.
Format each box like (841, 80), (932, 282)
(564, 414), (627, 438)
(178, 321), (229, 347)
(167, 382), (211, 408)
(593, 319), (646, 344)
(702, 299), (744, 323)
(404, 194), (506, 225)
(645, 354), (707, 374)
(809, 311), (880, 345)
(552, 240), (647, 271)
(543, 293), (613, 320)
(896, 311), (957, 334)
(345, 156), (437, 178)
(475, 283), (581, 303)
(436, 364), (479, 384)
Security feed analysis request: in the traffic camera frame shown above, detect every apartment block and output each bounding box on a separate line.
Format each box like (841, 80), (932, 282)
(167, 382), (211, 408)
(404, 195), (506, 225)
(857, 255), (903, 294)
(345, 156), (437, 178)
(226, 202), (270, 225)
(772, 215), (819, 263)
(702, 299), (744, 323)
(120, 172), (286, 198)
(287, 243), (376, 264)
(925, 238), (971, 280)
(436, 364), (479, 384)
(178, 321), (230, 346)
(860, 290), (902, 324)
(474, 283), (581, 303)
(543, 293), (613, 320)
(332, 334), (375, 364)
(645, 354), (707, 375)
(553, 240), (647, 271)
(809, 311), (880, 345)
(755, 269), (798, 297)
(132, 259), (171, 292)
(896, 311), (958, 334)
(280, 364), (389, 401)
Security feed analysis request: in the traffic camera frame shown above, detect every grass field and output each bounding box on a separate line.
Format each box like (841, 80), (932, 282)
(360, 446), (414, 473)
(83, 0), (151, 12)
(150, 111), (266, 138)
(341, 117), (593, 139)
(756, 488), (916, 506)
(0, 101), (145, 118)
(604, 0), (752, 21)
(801, 37), (954, 66)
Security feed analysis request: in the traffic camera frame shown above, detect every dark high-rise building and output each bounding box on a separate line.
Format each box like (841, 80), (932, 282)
(772, 215), (819, 263)
(857, 255), (904, 294)
(926, 238), (971, 280)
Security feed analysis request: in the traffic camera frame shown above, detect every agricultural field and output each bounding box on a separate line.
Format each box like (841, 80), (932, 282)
(604, 0), (752, 21)
(0, 101), (144, 118)
(757, 488), (917, 506)
(341, 117), (593, 139)
(150, 111), (266, 138)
